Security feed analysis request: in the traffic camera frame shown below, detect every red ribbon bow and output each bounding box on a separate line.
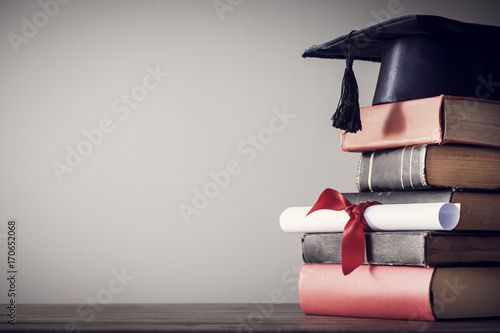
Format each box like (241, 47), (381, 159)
(306, 188), (381, 275)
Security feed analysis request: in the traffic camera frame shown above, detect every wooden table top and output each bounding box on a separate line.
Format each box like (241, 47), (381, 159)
(1, 303), (499, 332)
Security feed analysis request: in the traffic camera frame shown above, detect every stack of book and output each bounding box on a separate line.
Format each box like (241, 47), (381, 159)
(281, 14), (500, 321)
(282, 95), (500, 320)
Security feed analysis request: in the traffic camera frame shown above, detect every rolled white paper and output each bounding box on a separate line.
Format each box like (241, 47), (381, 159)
(279, 202), (460, 233)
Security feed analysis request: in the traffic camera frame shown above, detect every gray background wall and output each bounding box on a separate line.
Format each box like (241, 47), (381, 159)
(1, 0), (499, 304)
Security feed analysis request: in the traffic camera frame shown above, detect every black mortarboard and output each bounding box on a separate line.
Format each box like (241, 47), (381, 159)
(303, 15), (500, 133)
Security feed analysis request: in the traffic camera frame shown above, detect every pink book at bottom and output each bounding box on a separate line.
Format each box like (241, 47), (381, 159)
(299, 264), (500, 321)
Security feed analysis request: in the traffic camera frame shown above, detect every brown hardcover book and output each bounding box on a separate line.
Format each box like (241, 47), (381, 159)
(341, 95), (500, 152)
(302, 232), (500, 267)
(356, 144), (500, 191)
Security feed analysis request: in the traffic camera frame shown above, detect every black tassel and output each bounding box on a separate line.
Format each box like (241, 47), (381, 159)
(332, 31), (361, 133)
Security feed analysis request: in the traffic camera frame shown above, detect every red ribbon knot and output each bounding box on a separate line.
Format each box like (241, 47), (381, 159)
(306, 188), (381, 275)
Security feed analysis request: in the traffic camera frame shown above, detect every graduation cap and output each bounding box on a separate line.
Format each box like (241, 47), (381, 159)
(303, 15), (500, 133)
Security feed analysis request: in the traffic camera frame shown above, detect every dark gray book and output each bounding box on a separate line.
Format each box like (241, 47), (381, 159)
(342, 190), (500, 231)
(302, 232), (500, 267)
(356, 144), (500, 192)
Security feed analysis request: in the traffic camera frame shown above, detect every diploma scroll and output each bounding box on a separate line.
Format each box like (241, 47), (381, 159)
(280, 202), (460, 233)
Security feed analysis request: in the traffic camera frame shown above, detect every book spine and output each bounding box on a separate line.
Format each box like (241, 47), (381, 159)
(302, 232), (428, 266)
(357, 145), (432, 192)
(340, 95), (445, 152)
(299, 264), (436, 320)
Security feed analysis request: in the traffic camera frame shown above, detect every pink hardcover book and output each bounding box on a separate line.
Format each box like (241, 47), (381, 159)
(299, 264), (500, 320)
(341, 95), (500, 152)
